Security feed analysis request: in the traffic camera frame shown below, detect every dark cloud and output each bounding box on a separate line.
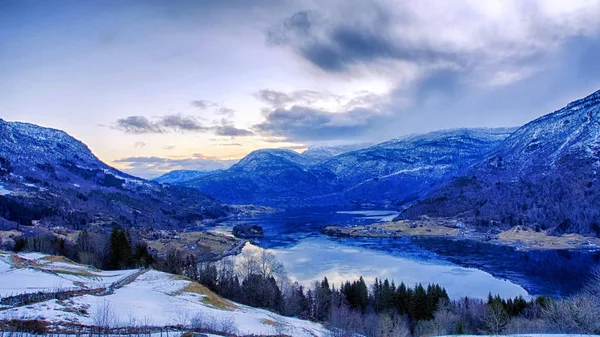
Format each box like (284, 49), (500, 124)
(114, 154), (237, 178)
(114, 114), (207, 134)
(267, 6), (457, 73)
(217, 107), (235, 117)
(254, 105), (384, 141)
(160, 114), (208, 132)
(115, 116), (162, 134)
(191, 100), (235, 117)
(114, 114), (252, 136)
(134, 141), (146, 148)
(213, 119), (254, 137)
(256, 89), (333, 107)
(190, 100), (216, 109)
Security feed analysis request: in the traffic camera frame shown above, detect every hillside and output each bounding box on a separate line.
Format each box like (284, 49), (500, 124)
(403, 90), (600, 236)
(172, 129), (514, 208)
(0, 251), (328, 336)
(0, 119), (228, 230)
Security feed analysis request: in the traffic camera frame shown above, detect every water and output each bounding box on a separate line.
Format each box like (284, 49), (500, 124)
(210, 210), (600, 299)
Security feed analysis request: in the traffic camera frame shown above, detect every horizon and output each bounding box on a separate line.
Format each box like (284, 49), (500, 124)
(2, 0), (600, 177)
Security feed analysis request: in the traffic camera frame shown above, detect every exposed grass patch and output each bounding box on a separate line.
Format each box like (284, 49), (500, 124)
(261, 319), (281, 326)
(173, 282), (238, 311)
(40, 255), (73, 263)
(51, 269), (99, 278)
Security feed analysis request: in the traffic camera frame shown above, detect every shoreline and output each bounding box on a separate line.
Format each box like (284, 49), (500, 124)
(321, 219), (600, 252)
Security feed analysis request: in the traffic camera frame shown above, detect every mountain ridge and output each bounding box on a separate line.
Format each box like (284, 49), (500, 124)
(0, 118), (229, 230)
(402, 89), (600, 236)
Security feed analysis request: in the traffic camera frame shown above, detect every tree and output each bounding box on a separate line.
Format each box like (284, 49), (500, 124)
(106, 227), (133, 270)
(485, 301), (509, 334)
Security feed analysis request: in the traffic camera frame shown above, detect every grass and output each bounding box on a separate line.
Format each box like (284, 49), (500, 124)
(51, 269), (99, 278)
(40, 255), (74, 263)
(498, 226), (600, 250)
(172, 280), (238, 311)
(261, 319), (281, 326)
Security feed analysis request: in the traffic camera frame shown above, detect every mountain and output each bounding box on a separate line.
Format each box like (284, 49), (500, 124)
(319, 128), (516, 205)
(154, 169), (222, 184)
(181, 149), (339, 206)
(300, 143), (371, 164)
(0, 119), (228, 230)
(403, 90), (600, 236)
(175, 128), (514, 208)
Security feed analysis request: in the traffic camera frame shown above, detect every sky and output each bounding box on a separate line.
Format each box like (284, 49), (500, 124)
(1, 0), (600, 178)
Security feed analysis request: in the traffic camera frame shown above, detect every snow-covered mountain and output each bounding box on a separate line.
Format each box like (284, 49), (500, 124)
(172, 128), (514, 207)
(154, 169), (222, 184)
(181, 149), (339, 206)
(300, 143), (371, 164)
(403, 89), (600, 235)
(0, 119), (228, 230)
(319, 128), (516, 205)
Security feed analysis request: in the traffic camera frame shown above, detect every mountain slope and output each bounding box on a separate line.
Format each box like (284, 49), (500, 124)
(403, 90), (600, 235)
(154, 169), (222, 184)
(0, 119), (228, 230)
(318, 128), (516, 205)
(176, 129), (514, 208)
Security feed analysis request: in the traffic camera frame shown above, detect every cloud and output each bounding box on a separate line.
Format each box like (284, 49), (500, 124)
(160, 114), (208, 132)
(217, 143), (243, 147)
(113, 114), (252, 136)
(255, 89), (332, 108)
(254, 105), (386, 142)
(217, 107), (235, 118)
(191, 100), (236, 118)
(190, 100), (216, 109)
(114, 114), (207, 134)
(163, 145), (176, 150)
(214, 119), (254, 137)
(114, 154), (238, 178)
(134, 141), (146, 148)
(266, 0), (600, 84)
(115, 116), (162, 134)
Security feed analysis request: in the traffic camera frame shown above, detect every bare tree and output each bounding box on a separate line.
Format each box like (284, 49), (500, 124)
(328, 302), (362, 336)
(92, 299), (118, 329)
(484, 302), (509, 335)
(378, 314), (410, 337)
(236, 249), (284, 280)
(543, 295), (600, 333)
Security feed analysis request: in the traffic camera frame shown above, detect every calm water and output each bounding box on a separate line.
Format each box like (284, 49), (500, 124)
(209, 210), (600, 299)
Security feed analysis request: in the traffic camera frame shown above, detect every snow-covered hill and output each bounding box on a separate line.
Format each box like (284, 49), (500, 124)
(404, 89), (600, 235)
(0, 251), (328, 336)
(0, 118), (228, 230)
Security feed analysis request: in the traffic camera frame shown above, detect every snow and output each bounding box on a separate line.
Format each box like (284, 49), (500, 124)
(0, 184), (11, 195)
(0, 253), (138, 296)
(0, 252), (329, 337)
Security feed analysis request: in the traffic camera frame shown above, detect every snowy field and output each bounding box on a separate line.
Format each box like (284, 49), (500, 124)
(0, 252), (137, 297)
(0, 251), (328, 337)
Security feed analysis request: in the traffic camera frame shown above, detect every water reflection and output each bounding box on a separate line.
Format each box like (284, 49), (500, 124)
(214, 210), (600, 299)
